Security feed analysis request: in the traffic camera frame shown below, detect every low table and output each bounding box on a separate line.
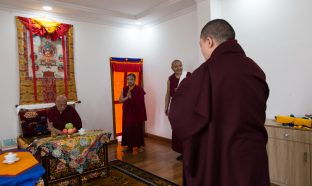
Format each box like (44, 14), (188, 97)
(0, 150), (45, 185)
(27, 130), (111, 185)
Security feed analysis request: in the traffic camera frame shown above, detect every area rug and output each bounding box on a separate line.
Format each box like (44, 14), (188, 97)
(85, 159), (179, 186)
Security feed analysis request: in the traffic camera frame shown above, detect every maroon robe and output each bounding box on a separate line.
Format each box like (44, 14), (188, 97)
(169, 72), (191, 153)
(47, 105), (82, 130)
(169, 40), (270, 186)
(121, 85), (147, 148)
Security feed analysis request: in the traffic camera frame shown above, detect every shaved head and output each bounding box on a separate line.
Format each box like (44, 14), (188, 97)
(200, 19), (235, 44)
(56, 95), (67, 102)
(171, 59), (183, 75)
(55, 95), (67, 113)
(171, 59), (182, 67)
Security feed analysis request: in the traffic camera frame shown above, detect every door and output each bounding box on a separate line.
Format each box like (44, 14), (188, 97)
(110, 57), (143, 138)
(267, 138), (292, 185)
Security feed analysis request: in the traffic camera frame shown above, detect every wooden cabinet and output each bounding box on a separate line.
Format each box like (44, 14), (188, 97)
(266, 120), (311, 186)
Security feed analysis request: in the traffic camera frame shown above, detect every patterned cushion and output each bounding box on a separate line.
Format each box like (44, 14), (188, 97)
(19, 109), (51, 137)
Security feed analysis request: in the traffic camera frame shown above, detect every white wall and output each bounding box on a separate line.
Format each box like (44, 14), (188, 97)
(195, 0), (222, 64)
(73, 23), (143, 133)
(3, 0), (308, 141)
(141, 12), (198, 138)
(0, 10), (20, 141)
(221, 0), (312, 118)
(0, 9), (199, 140)
(196, 0), (211, 64)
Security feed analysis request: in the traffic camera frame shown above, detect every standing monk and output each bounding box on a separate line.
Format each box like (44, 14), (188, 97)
(119, 74), (147, 152)
(169, 19), (270, 186)
(164, 60), (191, 160)
(47, 95), (82, 135)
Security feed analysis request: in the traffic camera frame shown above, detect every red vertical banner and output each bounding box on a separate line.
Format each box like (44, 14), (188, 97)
(110, 58), (143, 137)
(61, 35), (68, 98)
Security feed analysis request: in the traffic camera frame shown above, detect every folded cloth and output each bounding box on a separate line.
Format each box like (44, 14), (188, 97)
(275, 115), (312, 127)
(0, 152), (38, 176)
(275, 115), (294, 124)
(0, 151), (45, 186)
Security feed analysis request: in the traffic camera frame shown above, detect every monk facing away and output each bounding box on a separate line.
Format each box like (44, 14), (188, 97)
(169, 19), (270, 186)
(119, 74), (147, 152)
(47, 95), (82, 135)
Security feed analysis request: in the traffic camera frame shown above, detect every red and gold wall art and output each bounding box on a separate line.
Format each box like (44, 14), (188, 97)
(16, 16), (77, 104)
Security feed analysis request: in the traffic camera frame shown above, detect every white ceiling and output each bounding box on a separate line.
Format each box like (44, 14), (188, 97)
(0, 0), (204, 27)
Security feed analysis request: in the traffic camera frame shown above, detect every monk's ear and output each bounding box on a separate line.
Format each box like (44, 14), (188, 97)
(206, 36), (214, 48)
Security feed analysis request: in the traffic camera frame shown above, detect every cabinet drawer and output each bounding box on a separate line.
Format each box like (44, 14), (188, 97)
(266, 126), (310, 143)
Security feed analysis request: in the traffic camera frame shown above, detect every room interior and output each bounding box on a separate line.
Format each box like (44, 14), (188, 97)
(0, 0), (311, 185)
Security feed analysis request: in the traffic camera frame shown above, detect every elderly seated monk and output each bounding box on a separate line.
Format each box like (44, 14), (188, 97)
(47, 95), (82, 135)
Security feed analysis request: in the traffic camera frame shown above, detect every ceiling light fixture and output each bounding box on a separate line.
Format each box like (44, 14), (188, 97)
(135, 21), (142, 25)
(42, 6), (53, 11)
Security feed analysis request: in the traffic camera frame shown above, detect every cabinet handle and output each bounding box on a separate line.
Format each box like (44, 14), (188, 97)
(304, 152), (308, 162)
(284, 133), (289, 138)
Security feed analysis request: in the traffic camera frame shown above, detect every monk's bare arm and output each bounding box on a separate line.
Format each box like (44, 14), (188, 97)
(165, 80), (171, 116)
(47, 119), (62, 135)
(119, 89), (130, 103)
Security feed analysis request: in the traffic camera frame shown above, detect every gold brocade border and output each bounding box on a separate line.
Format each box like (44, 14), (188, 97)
(16, 17), (77, 104)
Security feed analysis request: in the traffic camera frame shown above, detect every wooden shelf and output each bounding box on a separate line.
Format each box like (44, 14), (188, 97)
(265, 120), (311, 186)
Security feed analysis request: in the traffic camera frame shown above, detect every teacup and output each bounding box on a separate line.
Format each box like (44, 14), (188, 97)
(4, 152), (17, 162)
(78, 128), (86, 135)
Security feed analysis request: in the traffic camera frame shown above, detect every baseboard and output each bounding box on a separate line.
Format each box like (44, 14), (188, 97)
(145, 133), (171, 143)
(109, 134), (171, 144)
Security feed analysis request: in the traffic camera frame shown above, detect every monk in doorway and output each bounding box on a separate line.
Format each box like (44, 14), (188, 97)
(119, 74), (147, 152)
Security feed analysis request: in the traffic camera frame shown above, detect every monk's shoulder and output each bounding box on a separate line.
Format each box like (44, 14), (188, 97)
(168, 73), (176, 81)
(67, 105), (75, 111)
(48, 106), (56, 112)
(135, 85), (145, 93)
(190, 62), (209, 79)
(246, 57), (266, 77)
(47, 106), (57, 117)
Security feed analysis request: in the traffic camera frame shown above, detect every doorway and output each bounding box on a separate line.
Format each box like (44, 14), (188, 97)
(110, 57), (143, 138)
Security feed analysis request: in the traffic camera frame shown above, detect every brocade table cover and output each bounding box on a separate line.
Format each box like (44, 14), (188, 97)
(28, 130), (110, 173)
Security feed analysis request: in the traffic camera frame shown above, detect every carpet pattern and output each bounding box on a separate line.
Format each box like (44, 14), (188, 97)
(86, 159), (179, 186)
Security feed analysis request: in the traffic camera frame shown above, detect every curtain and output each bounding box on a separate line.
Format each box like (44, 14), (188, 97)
(110, 57), (143, 136)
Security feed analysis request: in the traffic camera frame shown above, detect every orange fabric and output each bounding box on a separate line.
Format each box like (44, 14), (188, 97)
(113, 71), (124, 136)
(113, 72), (125, 101)
(110, 59), (143, 136)
(115, 104), (123, 135)
(0, 152), (39, 176)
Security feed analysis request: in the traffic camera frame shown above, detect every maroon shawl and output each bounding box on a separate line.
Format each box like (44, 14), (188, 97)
(122, 85), (147, 127)
(47, 106), (82, 130)
(169, 72), (191, 97)
(169, 40), (270, 186)
(169, 72), (191, 153)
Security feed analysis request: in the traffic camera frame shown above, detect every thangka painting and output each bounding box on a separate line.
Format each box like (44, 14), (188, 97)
(16, 16), (77, 104)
